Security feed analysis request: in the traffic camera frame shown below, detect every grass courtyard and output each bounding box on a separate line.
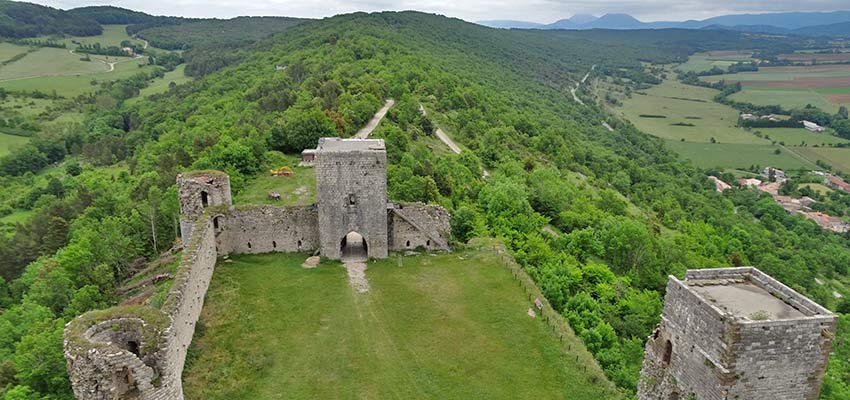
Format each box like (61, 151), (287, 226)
(182, 245), (619, 399)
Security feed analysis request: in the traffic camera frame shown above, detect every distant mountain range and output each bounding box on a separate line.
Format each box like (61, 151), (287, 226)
(478, 11), (850, 37)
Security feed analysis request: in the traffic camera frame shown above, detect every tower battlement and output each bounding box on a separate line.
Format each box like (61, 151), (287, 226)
(638, 267), (837, 400)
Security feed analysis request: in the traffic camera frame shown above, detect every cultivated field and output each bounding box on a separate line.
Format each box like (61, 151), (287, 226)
(705, 64), (850, 113)
(678, 51), (753, 73)
(664, 140), (816, 170)
(0, 25), (159, 97)
(619, 74), (850, 171)
(183, 246), (619, 399)
(795, 147), (850, 174)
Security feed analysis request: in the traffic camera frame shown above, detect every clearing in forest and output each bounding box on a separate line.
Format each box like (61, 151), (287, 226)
(182, 245), (619, 400)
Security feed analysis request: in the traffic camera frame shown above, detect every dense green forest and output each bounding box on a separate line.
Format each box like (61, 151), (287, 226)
(0, 9), (849, 400)
(0, 1), (101, 38)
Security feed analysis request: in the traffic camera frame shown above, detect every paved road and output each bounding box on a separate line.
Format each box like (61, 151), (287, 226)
(355, 99), (395, 139)
(419, 104), (462, 154)
(571, 65), (596, 105)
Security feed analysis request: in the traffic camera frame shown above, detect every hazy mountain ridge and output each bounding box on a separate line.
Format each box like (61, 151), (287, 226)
(478, 10), (850, 37)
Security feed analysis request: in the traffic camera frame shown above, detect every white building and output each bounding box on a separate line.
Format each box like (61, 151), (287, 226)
(803, 120), (825, 133)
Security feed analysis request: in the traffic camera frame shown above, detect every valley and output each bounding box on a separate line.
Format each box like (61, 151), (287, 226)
(0, 3), (849, 400)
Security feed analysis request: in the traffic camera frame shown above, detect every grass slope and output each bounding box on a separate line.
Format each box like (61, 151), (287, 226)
(183, 248), (619, 399)
(796, 147), (850, 173)
(0, 132), (28, 156)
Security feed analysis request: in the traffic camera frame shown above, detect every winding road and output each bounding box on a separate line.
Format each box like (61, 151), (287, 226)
(355, 99), (395, 139)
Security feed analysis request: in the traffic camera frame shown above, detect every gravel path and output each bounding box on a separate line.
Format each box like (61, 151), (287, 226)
(355, 99), (395, 139)
(343, 260), (370, 293)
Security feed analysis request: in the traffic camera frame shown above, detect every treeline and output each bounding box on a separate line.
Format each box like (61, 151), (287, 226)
(0, 1), (101, 38)
(74, 42), (130, 57)
(6, 38), (65, 48)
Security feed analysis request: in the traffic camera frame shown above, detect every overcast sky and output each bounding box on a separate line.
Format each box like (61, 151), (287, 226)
(30, 0), (850, 23)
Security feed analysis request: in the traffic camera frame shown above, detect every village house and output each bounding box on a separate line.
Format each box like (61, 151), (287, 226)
(708, 176), (731, 192)
(737, 178), (762, 188)
(826, 174), (850, 193)
(762, 166), (787, 183)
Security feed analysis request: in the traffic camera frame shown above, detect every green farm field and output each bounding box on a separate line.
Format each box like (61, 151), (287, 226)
(755, 127), (850, 147)
(704, 64), (850, 113)
(677, 51), (753, 73)
(0, 132), (27, 156)
(664, 140), (816, 170)
(0, 25), (156, 97)
(620, 77), (850, 170)
(620, 79), (760, 144)
(795, 147), (850, 174)
(183, 246), (619, 400)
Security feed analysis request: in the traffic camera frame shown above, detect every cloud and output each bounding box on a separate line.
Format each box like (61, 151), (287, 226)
(29, 0), (850, 23)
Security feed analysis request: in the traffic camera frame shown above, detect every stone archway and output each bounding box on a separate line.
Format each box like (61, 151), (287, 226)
(340, 231), (368, 261)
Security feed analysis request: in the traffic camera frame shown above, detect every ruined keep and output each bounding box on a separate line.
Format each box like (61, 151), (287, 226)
(315, 138), (389, 259)
(63, 138), (451, 400)
(638, 267), (837, 400)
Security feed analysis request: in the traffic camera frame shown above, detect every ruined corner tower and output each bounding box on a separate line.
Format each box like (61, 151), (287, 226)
(177, 171), (232, 245)
(638, 267), (837, 400)
(315, 138), (388, 260)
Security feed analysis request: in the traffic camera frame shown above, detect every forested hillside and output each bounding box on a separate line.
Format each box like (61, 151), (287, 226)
(0, 0), (101, 38)
(0, 10), (848, 399)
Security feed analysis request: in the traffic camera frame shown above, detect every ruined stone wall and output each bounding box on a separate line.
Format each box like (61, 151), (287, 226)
(65, 215), (219, 400)
(729, 317), (836, 400)
(388, 203), (451, 251)
(638, 278), (732, 400)
(176, 171), (232, 244)
(315, 145), (388, 259)
(214, 205), (320, 255)
(638, 268), (837, 400)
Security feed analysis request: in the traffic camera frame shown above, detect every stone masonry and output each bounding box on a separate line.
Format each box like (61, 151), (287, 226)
(64, 138), (451, 399)
(315, 138), (389, 259)
(638, 267), (837, 400)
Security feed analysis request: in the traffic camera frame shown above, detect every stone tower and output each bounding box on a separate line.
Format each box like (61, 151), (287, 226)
(177, 171), (232, 245)
(638, 267), (837, 400)
(314, 138), (388, 259)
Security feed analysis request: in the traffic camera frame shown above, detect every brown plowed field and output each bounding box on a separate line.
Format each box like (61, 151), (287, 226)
(779, 53), (850, 62)
(825, 93), (850, 104)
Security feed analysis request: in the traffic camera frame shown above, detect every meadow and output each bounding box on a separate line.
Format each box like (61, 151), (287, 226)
(233, 154), (317, 206)
(795, 147), (850, 174)
(704, 64), (850, 114)
(0, 132), (27, 156)
(128, 64), (192, 102)
(182, 246), (620, 400)
(619, 76), (850, 171)
(677, 51), (753, 73)
(0, 25), (163, 97)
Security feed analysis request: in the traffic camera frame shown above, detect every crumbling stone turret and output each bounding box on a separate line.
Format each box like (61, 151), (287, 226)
(638, 267), (837, 400)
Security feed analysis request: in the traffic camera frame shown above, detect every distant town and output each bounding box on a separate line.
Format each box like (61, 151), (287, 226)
(710, 168), (850, 233)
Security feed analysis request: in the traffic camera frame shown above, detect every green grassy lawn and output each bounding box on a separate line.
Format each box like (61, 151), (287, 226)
(620, 79), (764, 144)
(795, 147), (850, 174)
(234, 154), (317, 206)
(755, 127), (850, 147)
(127, 65), (192, 104)
(183, 247), (619, 400)
(0, 132), (28, 156)
(799, 183), (834, 195)
(664, 140), (815, 170)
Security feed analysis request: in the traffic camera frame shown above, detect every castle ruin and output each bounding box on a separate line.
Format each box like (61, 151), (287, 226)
(63, 138), (451, 400)
(638, 267), (837, 400)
